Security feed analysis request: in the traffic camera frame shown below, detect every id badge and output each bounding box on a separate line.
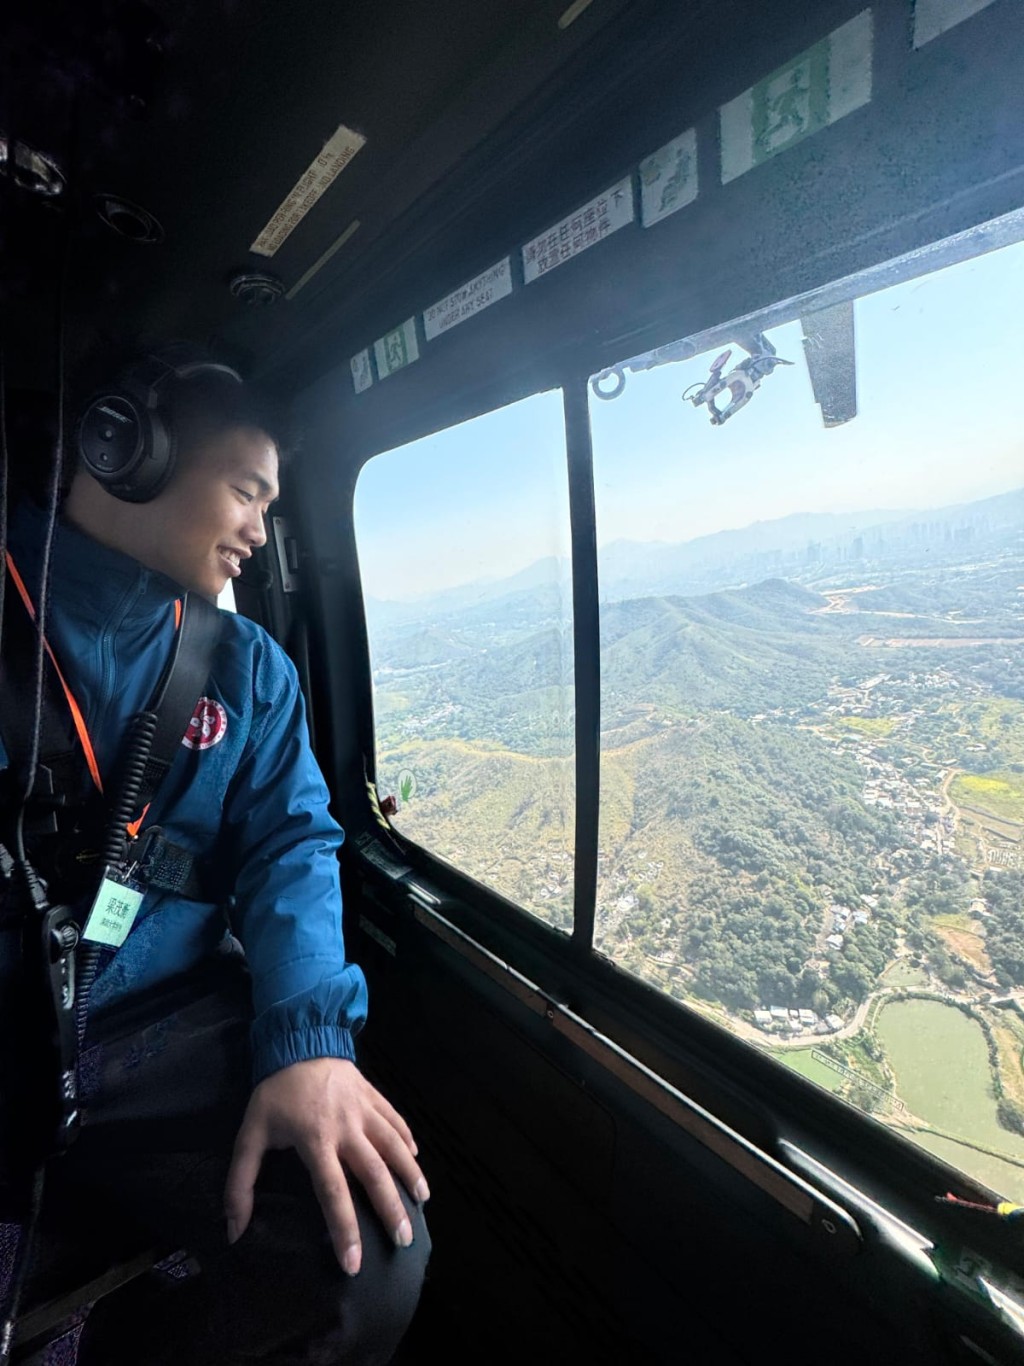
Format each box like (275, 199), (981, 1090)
(82, 870), (145, 948)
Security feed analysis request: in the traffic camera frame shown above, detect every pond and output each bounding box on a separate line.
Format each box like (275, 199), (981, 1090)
(877, 998), (1024, 1198)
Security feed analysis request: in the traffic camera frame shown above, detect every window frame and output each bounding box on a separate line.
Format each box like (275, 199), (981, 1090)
(289, 0), (1024, 1269)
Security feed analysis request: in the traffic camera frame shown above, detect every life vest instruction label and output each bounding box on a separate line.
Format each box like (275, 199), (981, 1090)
(83, 876), (144, 948)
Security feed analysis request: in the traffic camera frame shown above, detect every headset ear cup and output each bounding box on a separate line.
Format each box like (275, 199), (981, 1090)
(124, 406), (175, 502)
(76, 355), (242, 502)
(76, 382), (174, 502)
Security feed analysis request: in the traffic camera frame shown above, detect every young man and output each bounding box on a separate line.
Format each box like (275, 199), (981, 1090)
(0, 359), (429, 1364)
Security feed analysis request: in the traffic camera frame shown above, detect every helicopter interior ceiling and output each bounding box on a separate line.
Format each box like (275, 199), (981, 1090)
(0, 0), (692, 395)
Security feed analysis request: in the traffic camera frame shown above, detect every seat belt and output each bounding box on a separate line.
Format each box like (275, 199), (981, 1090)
(97, 590), (223, 876)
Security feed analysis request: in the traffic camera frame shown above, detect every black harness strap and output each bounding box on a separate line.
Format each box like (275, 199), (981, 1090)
(0, 584), (222, 899)
(137, 592), (223, 813)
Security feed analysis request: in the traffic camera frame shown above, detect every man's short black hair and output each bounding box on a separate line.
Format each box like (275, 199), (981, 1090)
(164, 363), (294, 472)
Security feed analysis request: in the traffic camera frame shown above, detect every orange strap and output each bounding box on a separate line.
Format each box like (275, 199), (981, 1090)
(4, 552), (181, 837)
(125, 804), (150, 840)
(5, 551), (104, 794)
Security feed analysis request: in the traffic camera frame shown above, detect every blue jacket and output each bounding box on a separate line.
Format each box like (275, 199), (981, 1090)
(2, 501), (367, 1083)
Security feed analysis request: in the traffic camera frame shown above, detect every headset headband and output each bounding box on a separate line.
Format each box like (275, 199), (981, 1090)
(76, 355), (244, 503)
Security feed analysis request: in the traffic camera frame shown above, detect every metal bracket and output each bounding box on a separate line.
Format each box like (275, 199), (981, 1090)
(272, 516), (300, 593)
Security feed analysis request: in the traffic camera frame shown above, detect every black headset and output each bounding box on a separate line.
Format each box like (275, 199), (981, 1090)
(75, 354), (243, 503)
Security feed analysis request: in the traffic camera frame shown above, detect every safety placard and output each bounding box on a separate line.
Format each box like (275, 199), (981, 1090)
(913, 0), (998, 46)
(522, 178), (634, 284)
(640, 128), (698, 228)
(424, 258), (512, 341)
(250, 124), (366, 257)
(374, 319), (419, 380)
(720, 11), (873, 184)
(350, 348), (373, 394)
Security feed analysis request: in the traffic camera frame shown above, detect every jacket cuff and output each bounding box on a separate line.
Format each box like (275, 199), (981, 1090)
(251, 1022), (358, 1086)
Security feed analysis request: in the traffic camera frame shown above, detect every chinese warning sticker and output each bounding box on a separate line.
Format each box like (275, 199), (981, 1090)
(182, 697), (228, 751)
(522, 178), (634, 284)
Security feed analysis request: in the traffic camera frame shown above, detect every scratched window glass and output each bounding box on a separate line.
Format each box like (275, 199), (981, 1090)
(589, 235), (1024, 1200)
(355, 391), (575, 930)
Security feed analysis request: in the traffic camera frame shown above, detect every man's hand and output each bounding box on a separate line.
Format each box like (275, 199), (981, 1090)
(223, 1057), (429, 1276)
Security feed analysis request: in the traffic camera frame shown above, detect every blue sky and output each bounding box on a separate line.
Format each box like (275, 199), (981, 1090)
(355, 235), (1024, 601)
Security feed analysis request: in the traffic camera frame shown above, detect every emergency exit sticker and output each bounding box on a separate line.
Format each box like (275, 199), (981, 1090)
(913, 0), (997, 46)
(350, 348), (373, 394)
(83, 876), (144, 948)
(374, 319), (419, 380)
(719, 10), (873, 184)
(522, 178), (634, 284)
(250, 124), (366, 258)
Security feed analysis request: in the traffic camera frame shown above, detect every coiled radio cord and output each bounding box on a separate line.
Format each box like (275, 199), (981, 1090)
(75, 708), (160, 1045)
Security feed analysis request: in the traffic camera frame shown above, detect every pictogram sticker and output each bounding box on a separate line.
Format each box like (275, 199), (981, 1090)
(182, 697), (228, 751)
(373, 319), (420, 379)
(719, 11), (873, 184)
(640, 128), (698, 228)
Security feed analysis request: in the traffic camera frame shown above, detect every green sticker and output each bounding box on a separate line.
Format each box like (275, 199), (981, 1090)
(720, 11), (873, 183)
(82, 877), (144, 948)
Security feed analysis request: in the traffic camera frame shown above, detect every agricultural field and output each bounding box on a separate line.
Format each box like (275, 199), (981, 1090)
(950, 771), (1024, 824)
(878, 1000), (1024, 1172)
(369, 482), (1024, 1202)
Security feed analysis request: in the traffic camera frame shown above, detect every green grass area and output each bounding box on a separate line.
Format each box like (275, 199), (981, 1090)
(950, 771), (1024, 823)
(961, 698), (1024, 768)
(375, 692), (413, 715)
(835, 716), (896, 738)
(906, 1130), (1024, 1204)
(883, 960), (930, 988)
(877, 1000), (1024, 1160)
(775, 1049), (847, 1094)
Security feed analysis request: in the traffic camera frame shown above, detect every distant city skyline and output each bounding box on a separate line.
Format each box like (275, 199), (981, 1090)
(355, 235), (1024, 601)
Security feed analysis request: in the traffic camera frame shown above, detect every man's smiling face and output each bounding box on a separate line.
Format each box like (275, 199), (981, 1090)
(140, 426), (280, 596)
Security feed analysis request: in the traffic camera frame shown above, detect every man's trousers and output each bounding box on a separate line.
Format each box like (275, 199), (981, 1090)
(8, 960), (430, 1365)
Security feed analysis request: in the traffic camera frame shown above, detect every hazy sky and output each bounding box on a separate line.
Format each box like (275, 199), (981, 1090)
(355, 234), (1024, 601)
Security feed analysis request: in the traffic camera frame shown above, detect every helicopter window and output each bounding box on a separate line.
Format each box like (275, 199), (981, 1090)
(354, 388), (576, 930)
(589, 234), (1024, 1200)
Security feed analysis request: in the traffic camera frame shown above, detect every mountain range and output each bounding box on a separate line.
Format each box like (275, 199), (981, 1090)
(366, 486), (1024, 633)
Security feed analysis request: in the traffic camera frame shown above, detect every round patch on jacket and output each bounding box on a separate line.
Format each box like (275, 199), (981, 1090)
(182, 697), (228, 750)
